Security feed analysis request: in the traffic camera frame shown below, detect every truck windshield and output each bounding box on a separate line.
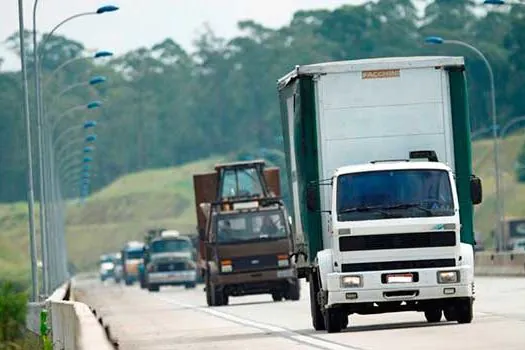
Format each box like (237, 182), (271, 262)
(150, 239), (192, 253)
(221, 168), (264, 198)
(215, 210), (287, 244)
(125, 250), (143, 260)
(336, 169), (454, 221)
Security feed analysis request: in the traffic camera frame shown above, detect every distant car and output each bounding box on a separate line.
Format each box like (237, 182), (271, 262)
(99, 254), (116, 281)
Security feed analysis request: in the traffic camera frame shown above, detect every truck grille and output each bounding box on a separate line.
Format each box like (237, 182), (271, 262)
(229, 254), (279, 273)
(156, 262), (186, 272)
(341, 258), (456, 273)
(339, 231), (456, 252)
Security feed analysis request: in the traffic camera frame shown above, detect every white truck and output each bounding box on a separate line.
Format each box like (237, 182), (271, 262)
(277, 56), (483, 332)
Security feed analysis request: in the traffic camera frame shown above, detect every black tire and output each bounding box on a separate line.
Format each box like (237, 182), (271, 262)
(285, 279), (301, 301)
(185, 282), (197, 289)
(456, 298), (473, 324)
(148, 284), (160, 292)
(324, 307), (344, 333)
(212, 284), (228, 306)
(205, 280), (213, 306)
(443, 306), (457, 321)
(272, 292), (283, 302)
(424, 309), (443, 323)
(309, 271), (325, 331)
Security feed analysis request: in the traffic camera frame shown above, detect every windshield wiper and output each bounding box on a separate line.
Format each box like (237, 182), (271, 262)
(384, 203), (433, 215)
(338, 205), (393, 217)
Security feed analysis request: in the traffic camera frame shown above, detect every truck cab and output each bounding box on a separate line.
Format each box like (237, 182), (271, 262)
(193, 160), (300, 306)
(143, 230), (197, 292)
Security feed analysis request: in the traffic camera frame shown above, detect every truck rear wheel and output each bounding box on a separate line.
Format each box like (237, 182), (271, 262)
(309, 271), (325, 331)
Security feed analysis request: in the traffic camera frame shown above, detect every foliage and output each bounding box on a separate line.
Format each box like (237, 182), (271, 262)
(1, 1), (525, 204)
(0, 282), (27, 343)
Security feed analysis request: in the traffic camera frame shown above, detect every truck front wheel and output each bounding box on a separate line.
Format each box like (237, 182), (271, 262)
(456, 298), (473, 324)
(309, 271), (325, 331)
(424, 308), (443, 323)
(324, 307), (344, 333)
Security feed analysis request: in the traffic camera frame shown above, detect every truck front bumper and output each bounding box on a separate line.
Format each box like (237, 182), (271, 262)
(147, 270), (197, 285)
(324, 266), (473, 306)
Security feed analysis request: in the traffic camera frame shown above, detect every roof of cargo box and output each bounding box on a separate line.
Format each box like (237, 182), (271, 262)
(277, 56), (464, 89)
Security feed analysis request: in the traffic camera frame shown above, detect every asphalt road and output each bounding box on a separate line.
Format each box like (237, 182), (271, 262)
(73, 276), (525, 350)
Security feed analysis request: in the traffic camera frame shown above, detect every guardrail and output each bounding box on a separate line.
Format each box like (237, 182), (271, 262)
(475, 251), (525, 277)
(26, 278), (114, 350)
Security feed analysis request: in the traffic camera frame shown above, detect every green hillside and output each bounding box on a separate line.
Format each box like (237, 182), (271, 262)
(2, 134), (525, 286)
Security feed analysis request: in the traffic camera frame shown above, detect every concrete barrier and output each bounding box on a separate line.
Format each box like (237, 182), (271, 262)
(475, 251), (525, 277)
(25, 279), (114, 349)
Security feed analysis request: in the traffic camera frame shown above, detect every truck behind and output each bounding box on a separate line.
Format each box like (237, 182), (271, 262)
(193, 160), (300, 306)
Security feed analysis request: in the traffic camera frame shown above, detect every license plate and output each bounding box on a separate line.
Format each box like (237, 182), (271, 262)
(386, 273), (413, 283)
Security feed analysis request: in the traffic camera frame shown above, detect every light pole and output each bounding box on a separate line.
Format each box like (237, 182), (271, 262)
(50, 101), (102, 133)
(32, 1), (118, 295)
(48, 76), (106, 111)
(43, 51), (113, 86)
(17, 0), (39, 302)
(424, 35), (503, 251)
(484, 0), (525, 5)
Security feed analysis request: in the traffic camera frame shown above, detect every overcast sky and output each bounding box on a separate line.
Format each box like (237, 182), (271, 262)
(1, 0), (369, 71)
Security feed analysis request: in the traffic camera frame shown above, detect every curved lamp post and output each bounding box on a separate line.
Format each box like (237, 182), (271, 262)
(32, 2), (118, 295)
(424, 35), (504, 251)
(50, 101), (102, 133)
(48, 76), (106, 112)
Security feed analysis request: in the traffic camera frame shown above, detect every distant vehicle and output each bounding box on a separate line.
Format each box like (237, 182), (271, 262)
(194, 159), (299, 306)
(121, 241), (145, 285)
(99, 254), (116, 281)
(143, 230), (198, 292)
(474, 232), (485, 252)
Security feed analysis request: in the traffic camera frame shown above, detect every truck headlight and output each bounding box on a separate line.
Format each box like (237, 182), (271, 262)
(437, 271), (459, 284)
(341, 275), (362, 288)
(185, 261), (196, 269)
(220, 259), (232, 273)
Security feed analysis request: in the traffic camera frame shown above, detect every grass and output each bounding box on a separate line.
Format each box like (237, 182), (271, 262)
(2, 135), (525, 285)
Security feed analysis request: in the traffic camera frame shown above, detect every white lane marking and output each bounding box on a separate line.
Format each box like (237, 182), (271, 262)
(156, 295), (364, 350)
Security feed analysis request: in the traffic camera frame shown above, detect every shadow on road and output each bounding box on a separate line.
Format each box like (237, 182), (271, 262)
(297, 320), (454, 335)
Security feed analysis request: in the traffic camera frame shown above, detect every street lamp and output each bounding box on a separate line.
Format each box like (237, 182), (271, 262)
(32, 1), (119, 295)
(50, 100), (102, 132)
(484, 0), (525, 5)
(45, 51), (113, 86)
(48, 76), (107, 112)
(424, 35), (503, 251)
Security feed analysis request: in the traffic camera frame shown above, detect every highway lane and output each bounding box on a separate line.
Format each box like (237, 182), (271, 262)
(73, 276), (525, 350)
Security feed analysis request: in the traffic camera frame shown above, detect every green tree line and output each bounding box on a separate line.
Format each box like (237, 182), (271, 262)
(2, 0), (525, 202)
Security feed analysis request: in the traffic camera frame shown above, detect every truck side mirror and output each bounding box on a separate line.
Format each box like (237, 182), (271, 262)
(306, 186), (318, 211)
(470, 175), (482, 205)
